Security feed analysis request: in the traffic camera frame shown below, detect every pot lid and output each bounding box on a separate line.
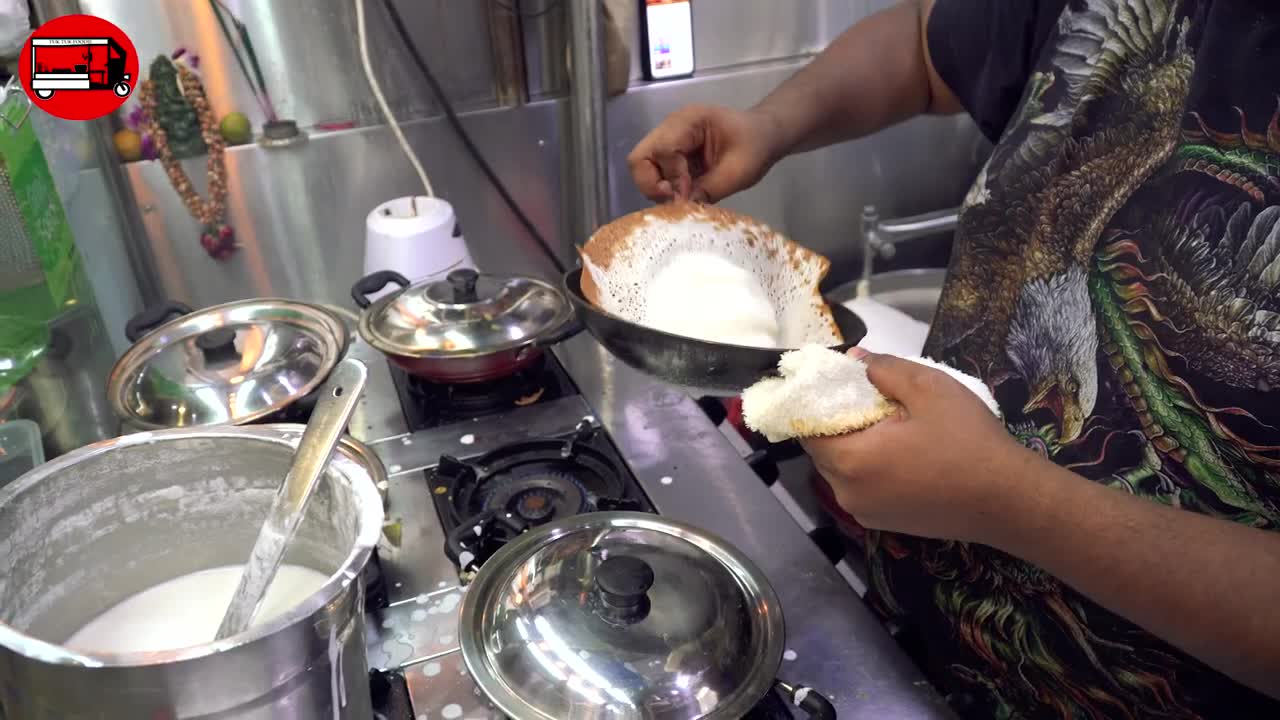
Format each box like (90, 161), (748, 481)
(356, 269), (574, 358)
(459, 512), (784, 719)
(107, 299), (348, 429)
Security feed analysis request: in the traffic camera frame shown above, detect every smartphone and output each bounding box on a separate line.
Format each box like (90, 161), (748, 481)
(640, 0), (695, 81)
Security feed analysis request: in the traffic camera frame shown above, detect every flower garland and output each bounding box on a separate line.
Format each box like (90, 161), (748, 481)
(138, 61), (237, 261)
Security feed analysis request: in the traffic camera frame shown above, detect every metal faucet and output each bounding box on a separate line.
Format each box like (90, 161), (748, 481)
(856, 205), (960, 298)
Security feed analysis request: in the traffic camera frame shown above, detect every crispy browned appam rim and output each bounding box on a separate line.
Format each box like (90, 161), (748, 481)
(579, 201), (843, 343)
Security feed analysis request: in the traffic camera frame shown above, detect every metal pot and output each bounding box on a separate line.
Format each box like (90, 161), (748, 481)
(108, 299), (350, 430)
(458, 511), (837, 719)
(351, 268), (581, 384)
(0, 424), (385, 719)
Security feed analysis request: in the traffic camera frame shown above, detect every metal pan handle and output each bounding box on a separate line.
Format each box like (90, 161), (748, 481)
(534, 315), (584, 348)
(125, 300), (194, 342)
(351, 270), (410, 309)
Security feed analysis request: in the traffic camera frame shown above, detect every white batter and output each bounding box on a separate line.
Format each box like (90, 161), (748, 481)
(643, 251), (781, 348)
(64, 564), (330, 653)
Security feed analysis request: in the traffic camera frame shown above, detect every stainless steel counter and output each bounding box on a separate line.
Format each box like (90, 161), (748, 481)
(356, 331), (956, 719)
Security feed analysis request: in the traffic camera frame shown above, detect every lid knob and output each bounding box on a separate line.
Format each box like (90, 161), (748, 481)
(194, 327), (239, 365)
(448, 268), (480, 303)
(594, 556), (654, 625)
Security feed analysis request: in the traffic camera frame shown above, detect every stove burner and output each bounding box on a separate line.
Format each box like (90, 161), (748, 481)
(432, 422), (650, 573)
(489, 469), (590, 525)
(409, 373), (545, 415)
(392, 352), (576, 431)
(444, 424), (627, 525)
(497, 470), (586, 523)
(514, 487), (555, 521)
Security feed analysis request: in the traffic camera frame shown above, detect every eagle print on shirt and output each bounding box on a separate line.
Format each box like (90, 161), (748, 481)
(869, 1), (1280, 718)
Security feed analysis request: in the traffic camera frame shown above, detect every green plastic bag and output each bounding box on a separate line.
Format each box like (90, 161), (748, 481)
(0, 90), (82, 323)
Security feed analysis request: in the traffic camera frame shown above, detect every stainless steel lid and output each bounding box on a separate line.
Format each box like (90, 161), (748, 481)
(357, 269), (574, 358)
(107, 299), (348, 429)
(459, 512), (785, 719)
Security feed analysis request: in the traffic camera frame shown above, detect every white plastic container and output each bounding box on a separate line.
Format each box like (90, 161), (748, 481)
(363, 196), (474, 302)
(0, 418), (41, 489)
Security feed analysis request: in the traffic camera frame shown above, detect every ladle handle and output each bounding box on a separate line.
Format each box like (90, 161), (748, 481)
(215, 358), (369, 640)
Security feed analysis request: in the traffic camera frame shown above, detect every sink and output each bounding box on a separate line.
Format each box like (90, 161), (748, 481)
(826, 268), (947, 356)
(829, 268), (947, 324)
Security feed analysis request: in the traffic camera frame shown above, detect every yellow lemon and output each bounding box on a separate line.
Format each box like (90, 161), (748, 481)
(113, 129), (143, 162)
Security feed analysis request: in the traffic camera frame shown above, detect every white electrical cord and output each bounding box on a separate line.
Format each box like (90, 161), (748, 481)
(356, 0), (435, 200)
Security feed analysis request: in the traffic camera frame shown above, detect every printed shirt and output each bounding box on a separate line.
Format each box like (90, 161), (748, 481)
(869, 1), (1280, 717)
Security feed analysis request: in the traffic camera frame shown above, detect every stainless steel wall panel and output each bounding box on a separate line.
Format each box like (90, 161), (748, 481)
(77, 0), (500, 129)
(123, 104), (566, 309)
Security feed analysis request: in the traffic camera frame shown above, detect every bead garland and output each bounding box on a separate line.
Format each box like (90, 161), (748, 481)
(138, 62), (237, 260)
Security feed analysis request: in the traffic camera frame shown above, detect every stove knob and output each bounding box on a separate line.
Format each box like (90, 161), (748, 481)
(695, 396), (728, 426)
(807, 525), (848, 565)
(595, 556), (654, 625)
(763, 438), (806, 460)
(368, 668), (412, 716)
(744, 449), (780, 487)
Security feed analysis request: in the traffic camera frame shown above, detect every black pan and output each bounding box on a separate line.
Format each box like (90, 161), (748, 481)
(564, 268), (867, 396)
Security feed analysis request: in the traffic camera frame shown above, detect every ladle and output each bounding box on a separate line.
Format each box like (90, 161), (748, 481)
(215, 357), (369, 640)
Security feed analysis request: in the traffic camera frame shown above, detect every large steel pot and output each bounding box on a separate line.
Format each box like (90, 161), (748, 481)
(0, 425), (385, 719)
(351, 269), (580, 384)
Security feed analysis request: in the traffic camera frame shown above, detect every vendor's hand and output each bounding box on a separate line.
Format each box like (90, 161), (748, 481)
(801, 350), (1031, 544)
(627, 104), (783, 203)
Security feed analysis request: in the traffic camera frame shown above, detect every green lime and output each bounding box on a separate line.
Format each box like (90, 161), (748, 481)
(219, 112), (252, 145)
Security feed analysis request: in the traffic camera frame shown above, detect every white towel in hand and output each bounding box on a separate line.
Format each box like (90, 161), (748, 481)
(741, 345), (999, 443)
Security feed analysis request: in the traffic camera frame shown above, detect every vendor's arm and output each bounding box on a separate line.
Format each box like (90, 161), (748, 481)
(802, 352), (1280, 700)
(629, 0), (958, 203)
(750, 0), (960, 157)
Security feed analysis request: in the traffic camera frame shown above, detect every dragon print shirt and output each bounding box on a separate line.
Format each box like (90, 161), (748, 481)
(869, 1), (1280, 717)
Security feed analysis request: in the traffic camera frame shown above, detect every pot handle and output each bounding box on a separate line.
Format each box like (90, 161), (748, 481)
(125, 300), (194, 342)
(534, 315), (585, 348)
(776, 679), (837, 719)
(351, 270), (411, 309)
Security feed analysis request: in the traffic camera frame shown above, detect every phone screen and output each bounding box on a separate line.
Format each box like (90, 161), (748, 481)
(644, 0), (694, 80)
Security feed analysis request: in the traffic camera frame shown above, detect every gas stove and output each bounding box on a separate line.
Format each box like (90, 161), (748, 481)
(430, 421), (653, 576)
(387, 352), (654, 578)
(388, 352), (576, 431)
(363, 352), (820, 719)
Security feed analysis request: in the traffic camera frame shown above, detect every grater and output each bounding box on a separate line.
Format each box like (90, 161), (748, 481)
(0, 155), (42, 295)
(0, 75), (84, 320)
(0, 76), (39, 294)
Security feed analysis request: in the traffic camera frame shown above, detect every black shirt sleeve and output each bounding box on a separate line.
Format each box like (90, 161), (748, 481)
(926, 0), (1067, 142)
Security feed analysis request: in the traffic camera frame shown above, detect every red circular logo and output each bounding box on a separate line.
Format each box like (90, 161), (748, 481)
(18, 14), (138, 121)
